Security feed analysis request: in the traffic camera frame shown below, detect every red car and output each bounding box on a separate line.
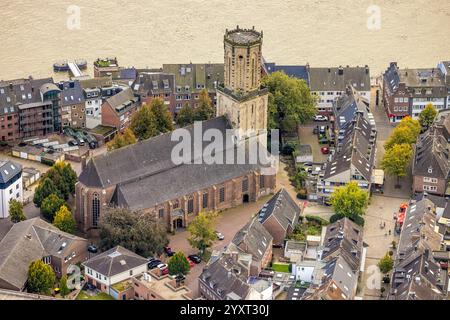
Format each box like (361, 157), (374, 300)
(186, 258), (195, 269)
(321, 147), (329, 154)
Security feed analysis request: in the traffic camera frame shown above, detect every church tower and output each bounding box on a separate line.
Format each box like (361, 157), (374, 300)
(216, 26), (268, 143)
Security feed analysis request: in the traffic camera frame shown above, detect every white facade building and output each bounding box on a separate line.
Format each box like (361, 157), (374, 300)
(0, 161), (23, 219)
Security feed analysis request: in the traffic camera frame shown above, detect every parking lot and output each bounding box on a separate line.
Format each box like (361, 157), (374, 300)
(298, 121), (331, 164)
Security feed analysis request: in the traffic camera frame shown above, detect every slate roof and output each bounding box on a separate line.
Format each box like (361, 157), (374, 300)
(0, 160), (22, 184)
(390, 198), (448, 300)
(264, 63), (309, 85)
(200, 253), (251, 300)
(383, 62), (401, 97)
(80, 116), (271, 209)
(59, 80), (85, 106)
(82, 246), (147, 277)
(413, 116), (450, 180)
(132, 71), (175, 96)
(321, 255), (358, 299)
(0, 218), (87, 290)
(104, 87), (138, 115)
(323, 112), (376, 181)
(162, 63), (223, 92)
(231, 218), (273, 263)
(257, 188), (300, 231)
(0, 77), (56, 115)
(308, 66), (370, 92)
(333, 86), (372, 131)
(321, 218), (364, 272)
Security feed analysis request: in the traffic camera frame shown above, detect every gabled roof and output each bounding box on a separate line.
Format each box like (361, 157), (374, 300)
(60, 80), (85, 106)
(82, 246), (147, 277)
(231, 218), (273, 263)
(264, 63), (309, 85)
(200, 253), (251, 300)
(258, 188), (300, 230)
(321, 218), (364, 272)
(390, 198), (448, 300)
(0, 160), (22, 184)
(309, 66), (370, 92)
(333, 86), (372, 131)
(104, 87), (137, 115)
(323, 112), (376, 181)
(413, 117), (450, 180)
(0, 218), (86, 290)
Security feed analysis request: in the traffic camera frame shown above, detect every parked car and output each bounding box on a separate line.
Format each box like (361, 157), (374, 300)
(314, 115), (328, 122)
(215, 231), (225, 240)
(321, 147), (330, 154)
(147, 259), (162, 269)
(318, 126), (326, 135)
(157, 263), (168, 270)
(188, 254), (202, 264)
(87, 245), (98, 253)
(164, 246), (175, 257)
(68, 140), (78, 147)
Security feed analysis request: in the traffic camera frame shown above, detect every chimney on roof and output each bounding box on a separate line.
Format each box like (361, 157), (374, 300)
(338, 67), (344, 76)
(9, 83), (13, 90)
(25, 234), (32, 240)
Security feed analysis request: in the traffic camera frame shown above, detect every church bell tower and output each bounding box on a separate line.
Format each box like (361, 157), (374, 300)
(216, 26), (269, 144)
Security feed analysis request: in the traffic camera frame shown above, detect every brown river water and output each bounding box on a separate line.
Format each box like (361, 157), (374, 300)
(0, 0), (449, 80)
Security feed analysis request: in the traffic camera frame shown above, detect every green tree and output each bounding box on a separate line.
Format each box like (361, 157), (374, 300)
(292, 164), (308, 191)
(176, 103), (195, 127)
(168, 251), (190, 276)
(53, 205), (76, 234)
(40, 194), (65, 221)
(381, 143), (413, 187)
(99, 207), (168, 257)
(59, 275), (70, 298)
(187, 211), (217, 254)
(262, 71), (317, 134)
(9, 199), (26, 223)
(150, 97), (174, 133)
(130, 103), (158, 140)
(378, 252), (394, 274)
(59, 162), (77, 195)
(330, 181), (369, 219)
(419, 103), (437, 128)
(107, 128), (137, 151)
(33, 177), (59, 207)
(27, 259), (56, 294)
(194, 89), (215, 121)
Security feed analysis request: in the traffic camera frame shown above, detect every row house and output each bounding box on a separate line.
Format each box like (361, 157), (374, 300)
(101, 87), (140, 132)
(389, 197), (448, 300)
(412, 114), (450, 196)
(132, 70), (176, 113)
(305, 218), (366, 300)
(317, 110), (377, 203)
(93, 57), (120, 78)
(58, 80), (86, 128)
(263, 63), (371, 115)
(382, 62), (448, 123)
(131, 64), (224, 116)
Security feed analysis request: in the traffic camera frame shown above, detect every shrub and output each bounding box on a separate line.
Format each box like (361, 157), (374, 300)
(297, 189), (307, 199)
(305, 215), (329, 226)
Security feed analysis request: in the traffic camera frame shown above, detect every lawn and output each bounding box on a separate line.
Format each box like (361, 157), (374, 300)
(76, 291), (114, 300)
(272, 263), (290, 273)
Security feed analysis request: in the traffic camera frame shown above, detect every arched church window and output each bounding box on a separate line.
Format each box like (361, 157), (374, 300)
(92, 193), (100, 227)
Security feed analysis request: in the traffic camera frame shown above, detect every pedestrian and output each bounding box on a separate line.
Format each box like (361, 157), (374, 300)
(389, 229), (391, 236)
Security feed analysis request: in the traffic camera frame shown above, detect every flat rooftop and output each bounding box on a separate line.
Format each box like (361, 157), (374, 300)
(134, 273), (192, 300)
